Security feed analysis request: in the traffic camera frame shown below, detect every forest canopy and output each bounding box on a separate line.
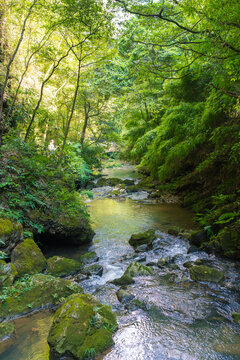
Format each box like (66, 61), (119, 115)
(0, 0), (240, 257)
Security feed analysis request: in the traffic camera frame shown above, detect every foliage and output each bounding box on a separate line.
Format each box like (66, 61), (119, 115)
(0, 135), (90, 232)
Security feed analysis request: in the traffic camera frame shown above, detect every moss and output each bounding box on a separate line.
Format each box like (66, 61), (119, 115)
(47, 256), (82, 277)
(189, 265), (224, 283)
(129, 229), (156, 248)
(97, 177), (122, 187)
(125, 262), (154, 277)
(0, 218), (23, 255)
(79, 251), (99, 265)
(11, 238), (47, 277)
(48, 294), (117, 360)
(0, 321), (15, 340)
(0, 274), (83, 320)
(167, 226), (183, 236)
(84, 264), (103, 276)
(0, 219), (14, 237)
(0, 262), (18, 288)
(112, 273), (134, 286)
(232, 312), (240, 324)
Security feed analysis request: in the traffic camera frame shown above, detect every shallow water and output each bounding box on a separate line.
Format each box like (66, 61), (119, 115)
(102, 164), (140, 180)
(1, 166), (240, 360)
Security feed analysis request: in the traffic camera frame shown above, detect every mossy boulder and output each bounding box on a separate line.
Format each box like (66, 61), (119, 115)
(11, 238), (47, 277)
(84, 264), (103, 277)
(0, 218), (23, 256)
(0, 274), (83, 320)
(0, 262), (18, 288)
(111, 273), (134, 286)
(232, 312), (240, 324)
(126, 185), (139, 193)
(129, 229), (156, 248)
(136, 176), (155, 190)
(79, 251), (99, 265)
(48, 294), (118, 360)
(47, 256), (82, 277)
(97, 177), (122, 187)
(0, 321), (15, 341)
(33, 211), (95, 246)
(125, 262), (154, 277)
(189, 265), (224, 283)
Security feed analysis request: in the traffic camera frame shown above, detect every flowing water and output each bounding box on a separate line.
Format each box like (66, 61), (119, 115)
(1, 165), (240, 360)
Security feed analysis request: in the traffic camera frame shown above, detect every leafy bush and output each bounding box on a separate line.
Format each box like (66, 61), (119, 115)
(0, 135), (91, 232)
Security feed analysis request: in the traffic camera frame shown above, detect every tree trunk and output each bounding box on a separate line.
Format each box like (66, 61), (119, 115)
(0, 0), (37, 146)
(60, 58), (82, 156)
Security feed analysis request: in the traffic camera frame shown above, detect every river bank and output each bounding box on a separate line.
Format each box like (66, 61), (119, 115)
(0, 164), (240, 360)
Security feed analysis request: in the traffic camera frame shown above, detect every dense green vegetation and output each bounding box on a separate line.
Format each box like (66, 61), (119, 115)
(0, 0), (240, 257)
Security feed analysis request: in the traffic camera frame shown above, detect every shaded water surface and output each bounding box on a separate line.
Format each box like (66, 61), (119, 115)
(1, 165), (240, 360)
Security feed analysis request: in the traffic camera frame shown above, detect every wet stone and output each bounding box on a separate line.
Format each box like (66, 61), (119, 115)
(79, 251), (99, 265)
(189, 265), (224, 283)
(85, 264), (103, 277)
(116, 289), (135, 304)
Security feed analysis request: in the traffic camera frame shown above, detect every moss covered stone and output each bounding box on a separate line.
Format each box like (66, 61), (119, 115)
(48, 293), (117, 360)
(0, 218), (23, 256)
(189, 265), (224, 283)
(47, 256), (82, 277)
(0, 274), (83, 320)
(32, 211), (95, 247)
(97, 177), (122, 187)
(11, 238), (47, 277)
(80, 251), (99, 265)
(0, 321), (15, 341)
(84, 264), (103, 277)
(125, 262), (154, 277)
(129, 229), (156, 248)
(0, 262), (18, 288)
(232, 312), (240, 324)
(111, 273), (134, 286)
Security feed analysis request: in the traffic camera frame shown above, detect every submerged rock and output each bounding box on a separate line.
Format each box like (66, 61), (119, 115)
(189, 265), (224, 283)
(79, 251), (99, 264)
(0, 262), (18, 288)
(0, 218), (23, 256)
(11, 238), (47, 277)
(214, 344), (240, 356)
(48, 294), (118, 360)
(129, 229), (156, 248)
(0, 321), (15, 341)
(47, 256), (82, 277)
(0, 274), (83, 320)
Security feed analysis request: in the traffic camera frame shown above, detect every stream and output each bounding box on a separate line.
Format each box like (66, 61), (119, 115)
(1, 165), (240, 360)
